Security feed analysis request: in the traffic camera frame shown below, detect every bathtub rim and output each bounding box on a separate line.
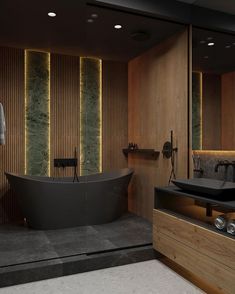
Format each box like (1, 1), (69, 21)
(5, 168), (134, 185)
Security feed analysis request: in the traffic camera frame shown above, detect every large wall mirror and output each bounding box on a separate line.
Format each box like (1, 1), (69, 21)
(192, 27), (235, 150)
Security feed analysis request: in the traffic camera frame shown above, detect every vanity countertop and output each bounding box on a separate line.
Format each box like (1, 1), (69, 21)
(155, 185), (235, 210)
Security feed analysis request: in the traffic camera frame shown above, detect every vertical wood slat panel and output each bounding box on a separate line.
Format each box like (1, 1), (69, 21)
(0, 47), (24, 224)
(102, 61), (128, 171)
(0, 49), (128, 223)
(50, 54), (80, 177)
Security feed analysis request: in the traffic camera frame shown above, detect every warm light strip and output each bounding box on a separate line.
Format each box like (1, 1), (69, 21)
(24, 50), (27, 174)
(193, 150), (235, 155)
(79, 57), (83, 176)
(99, 59), (102, 173)
(48, 53), (51, 176)
(79, 57), (82, 176)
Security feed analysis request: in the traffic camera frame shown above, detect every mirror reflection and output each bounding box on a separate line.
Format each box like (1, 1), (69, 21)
(192, 27), (235, 150)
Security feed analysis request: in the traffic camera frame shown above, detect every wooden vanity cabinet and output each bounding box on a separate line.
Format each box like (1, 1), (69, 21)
(153, 187), (235, 294)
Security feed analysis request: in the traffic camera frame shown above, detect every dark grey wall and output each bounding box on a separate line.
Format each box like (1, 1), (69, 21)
(92, 0), (235, 34)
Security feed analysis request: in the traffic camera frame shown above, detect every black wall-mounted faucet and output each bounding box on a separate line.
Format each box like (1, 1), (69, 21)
(214, 160), (230, 172)
(214, 160), (235, 182)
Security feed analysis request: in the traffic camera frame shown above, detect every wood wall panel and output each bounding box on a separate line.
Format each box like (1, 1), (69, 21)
(221, 71), (235, 150)
(0, 47), (24, 224)
(50, 54), (80, 177)
(128, 30), (188, 221)
(102, 61), (128, 171)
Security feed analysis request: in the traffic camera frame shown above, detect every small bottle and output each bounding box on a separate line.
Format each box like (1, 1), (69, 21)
(227, 220), (235, 235)
(214, 215), (227, 231)
(23, 217), (28, 227)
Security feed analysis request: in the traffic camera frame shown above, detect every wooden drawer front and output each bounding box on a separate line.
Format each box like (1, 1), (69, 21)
(153, 209), (235, 270)
(154, 231), (235, 294)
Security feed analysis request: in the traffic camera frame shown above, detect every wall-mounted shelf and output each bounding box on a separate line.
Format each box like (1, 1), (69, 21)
(122, 148), (160, 159)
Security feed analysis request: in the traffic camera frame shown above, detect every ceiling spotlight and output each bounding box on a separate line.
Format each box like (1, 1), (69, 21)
(87, 19), (94, 23)
(200, 40), (206, 44)
(114, 24), (122, 29)
(208, 42), (215, 46)
(48, 12), (56, 17)
(225, 45), (231, 48)
(207, 37), (213, 40)
(91, 13), (98, 18)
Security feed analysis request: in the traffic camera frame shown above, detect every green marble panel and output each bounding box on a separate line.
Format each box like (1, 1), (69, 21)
(192, 72), (202, 150)
(80, 58), (101, 176)
(25, 51), (50, 176)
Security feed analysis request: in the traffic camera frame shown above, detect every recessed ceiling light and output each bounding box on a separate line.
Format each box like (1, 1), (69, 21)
(87, 19), (94, 23)
(200, 40), (206, 44)
(208, 42), (215, 46)
(114, 24), (122, 29)
(225, 45), (231, 48)
(207, 37), (213, 40)
(48, 12), (56, 17)
(91, 13), (98, 18)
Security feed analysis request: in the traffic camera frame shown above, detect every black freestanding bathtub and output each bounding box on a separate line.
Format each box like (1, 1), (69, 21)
(5, 168), (134, 230)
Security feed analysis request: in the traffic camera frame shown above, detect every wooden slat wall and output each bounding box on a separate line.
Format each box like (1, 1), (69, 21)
(0, 47), (24, 224)
(50, 54), (80, 177)
(221, 71), (235, 150)
(128, 29), (188, 221)
(102, 61), (128, 171)
(0, 50), (128, 223)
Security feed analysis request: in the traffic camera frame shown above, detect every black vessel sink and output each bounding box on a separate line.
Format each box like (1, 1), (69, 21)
(172, 178), (235, 198)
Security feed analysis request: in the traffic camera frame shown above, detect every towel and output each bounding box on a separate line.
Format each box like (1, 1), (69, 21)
(0, 103), (6, 145)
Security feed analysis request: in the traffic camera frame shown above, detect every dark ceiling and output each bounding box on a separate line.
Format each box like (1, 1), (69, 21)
(0, 0), (185, 61)
(193, 28), (235, 74)
(1, 0), (235, 69)
(177, 0), (235, 16)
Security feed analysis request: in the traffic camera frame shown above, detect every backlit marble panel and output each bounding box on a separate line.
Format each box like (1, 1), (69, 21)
(192, 72), (202, 150)
(80, 58), (102, 176)
(25, 51), (50, 176)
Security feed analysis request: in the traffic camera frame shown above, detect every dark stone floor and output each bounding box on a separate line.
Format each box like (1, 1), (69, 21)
(0, 213), (155, 287)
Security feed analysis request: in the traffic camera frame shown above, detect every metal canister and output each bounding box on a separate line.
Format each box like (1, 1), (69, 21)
(227, 220), (235, 235)
(214, 215), (227, 231)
